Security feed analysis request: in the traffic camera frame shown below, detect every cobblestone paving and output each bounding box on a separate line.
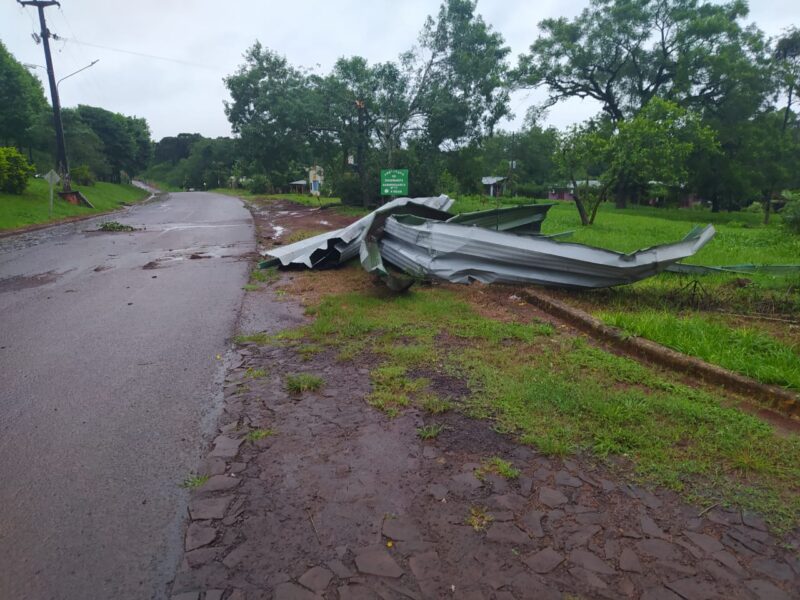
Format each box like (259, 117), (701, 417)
(169, 287), (800, 600)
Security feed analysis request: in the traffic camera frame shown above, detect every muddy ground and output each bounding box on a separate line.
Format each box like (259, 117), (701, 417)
(168, 199), (799, 600)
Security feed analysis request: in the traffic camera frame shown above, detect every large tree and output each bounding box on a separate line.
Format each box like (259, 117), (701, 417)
(0, 41), (47, 149)
(224, 0), (511, 206)
(517, 0), (770, 123)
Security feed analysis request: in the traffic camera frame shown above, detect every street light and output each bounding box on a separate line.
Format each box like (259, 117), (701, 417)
(56, 59), (99, 89)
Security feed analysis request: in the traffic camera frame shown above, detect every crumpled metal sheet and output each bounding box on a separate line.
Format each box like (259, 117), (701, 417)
(261, 195), (454, 269)
(263, 197), (716, 289)
(375, 216), (715, 289)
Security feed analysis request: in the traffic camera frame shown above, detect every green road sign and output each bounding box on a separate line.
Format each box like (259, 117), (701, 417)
(380, 169), (408, 196)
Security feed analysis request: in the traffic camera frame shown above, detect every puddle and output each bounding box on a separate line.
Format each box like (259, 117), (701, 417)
(0, 271), (61, 294)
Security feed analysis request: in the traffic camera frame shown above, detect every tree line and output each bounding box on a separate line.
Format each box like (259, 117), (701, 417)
(1, 39), (151, 188)
(3, 0), (800, 226)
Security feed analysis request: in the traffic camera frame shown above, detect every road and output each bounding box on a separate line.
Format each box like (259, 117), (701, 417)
(0, 191), (254, 599)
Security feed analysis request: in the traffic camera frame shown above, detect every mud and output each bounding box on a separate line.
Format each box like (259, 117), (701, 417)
(0, 270), (61, 294)
(169, 199), (799, 600)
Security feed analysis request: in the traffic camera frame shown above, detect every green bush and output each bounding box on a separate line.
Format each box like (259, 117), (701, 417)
(248, 174), (271, 194)
(781, 202), (800, 234)
(0, 147), (35, 194)
(70, 164), (95, 186)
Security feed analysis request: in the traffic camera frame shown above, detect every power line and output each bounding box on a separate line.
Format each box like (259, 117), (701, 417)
(57, 37), (221, 71)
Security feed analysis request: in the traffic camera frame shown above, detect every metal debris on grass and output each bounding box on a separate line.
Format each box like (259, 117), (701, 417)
(260, 196), (716, 290)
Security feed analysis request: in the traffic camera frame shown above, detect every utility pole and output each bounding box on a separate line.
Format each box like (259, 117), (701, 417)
(18, 0), (70, 190)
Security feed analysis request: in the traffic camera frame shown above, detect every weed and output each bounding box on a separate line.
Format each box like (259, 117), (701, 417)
(416, 423), (445, 440)
(180, 474), (209, 489)
(466, 506), (493, 532)
(297, 343), (323, 361)
(234, 332), (271, 345)
(245, 367), (267, 379)
(250, 267), (279, 284)
(98, 221), (135, 232)
(286, 373), (324, 393)
(477, 457), (520, 480)
(420, 394), (452, 414)
(367, 365), (428, 416)
(246, 428), (274, 442)
(242, 283), (260, 292)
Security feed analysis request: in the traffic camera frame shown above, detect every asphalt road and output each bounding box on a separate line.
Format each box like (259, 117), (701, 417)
(0, 191), (254, 599)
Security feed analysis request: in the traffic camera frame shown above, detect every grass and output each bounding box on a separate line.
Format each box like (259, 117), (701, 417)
(245, 367), (267, 379)
(283, 280), (800, 530)
(466, 506), (493, 531)
(477, 457), (521, 480)
(246, 428), (274, 442)
(180, 474), (210, 489)
(420, 394), (453, 414)
(98, 220), (135, 232)
(234, 332), (271, 345)
(0, 178), (151, 231)
(285, 373), (324, 394)
(416, 423), (445, 440)
(600, 310), (800, 390)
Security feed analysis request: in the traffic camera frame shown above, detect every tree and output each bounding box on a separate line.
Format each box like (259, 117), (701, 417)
(554, 123), (609, 225)
(0, 41), (47, 148)
(603, 98), (718, 208)
(517, 0), (769, 122)
(224, 0), (512, 207)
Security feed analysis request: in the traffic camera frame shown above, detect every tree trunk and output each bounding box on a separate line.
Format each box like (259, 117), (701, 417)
(763, 191), (772, 225)
(711, 194), (720, 213)
(571, 178), (589, 225)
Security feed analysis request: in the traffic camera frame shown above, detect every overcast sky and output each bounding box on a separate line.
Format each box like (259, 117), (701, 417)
(2, 0), (798, 141)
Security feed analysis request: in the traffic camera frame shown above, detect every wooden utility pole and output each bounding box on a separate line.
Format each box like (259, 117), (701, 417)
(18, 0), (70, 190)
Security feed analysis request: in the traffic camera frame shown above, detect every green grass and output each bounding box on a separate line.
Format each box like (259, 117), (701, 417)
(0, 178), (151, 231)
(285, 373), (324, 394)
(416, 423), (445, 440)
(600, 310), (800, 390)
(180, 474), (210, 489)
(246, 428), (274, 442)
(245, 367), (267, 379)
(285, 282), (800, 530)
(466, 506), (493, 531)
(477, 457), (521, 480)
(234, 332), (271, 345)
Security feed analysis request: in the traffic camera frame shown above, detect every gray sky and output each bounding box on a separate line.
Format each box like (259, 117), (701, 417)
(2, 0), (798, 140)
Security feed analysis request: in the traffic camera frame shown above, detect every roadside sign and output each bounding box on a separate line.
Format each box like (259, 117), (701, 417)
(380, 169), (408, 196)
(44, 170), (60, 186)
(44, 170), (60, 218)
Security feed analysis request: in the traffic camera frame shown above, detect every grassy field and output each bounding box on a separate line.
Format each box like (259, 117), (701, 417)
(0, 178), (151, 231)
(261, 267), (800, 531)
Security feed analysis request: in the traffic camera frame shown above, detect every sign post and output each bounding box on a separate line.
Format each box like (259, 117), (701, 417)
(44, 169), (61, 219)
(380, 169), (408, 197)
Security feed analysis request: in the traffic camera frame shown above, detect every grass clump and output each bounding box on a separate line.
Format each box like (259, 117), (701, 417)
(180, 474), (209, 489)
(367, 365), (428, 416)
(477, 457), (520, 480)
(466, 506), (493, 532)
(251, 267), (279, 284)
(245, 367), (267, 379)
(286, 373), (324, 394)
(601, 310), (800, 390)
(416, 423), (445, 440)
(420, 394), (453, 414)
(98, 220), (135, 232)
(246, 428), (274, 442)
(234, 332), (271, 345)
(242, 283), (260, 292)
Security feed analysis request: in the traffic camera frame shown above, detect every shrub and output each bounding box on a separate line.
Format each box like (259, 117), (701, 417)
(248, 174), (271, 194)
(781, 202), (800, 234)
(70, 164), (95, 186)
(0, 147), (35, 194)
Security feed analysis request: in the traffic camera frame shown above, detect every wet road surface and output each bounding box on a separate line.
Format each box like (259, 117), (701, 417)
(0, 192), (254, 599)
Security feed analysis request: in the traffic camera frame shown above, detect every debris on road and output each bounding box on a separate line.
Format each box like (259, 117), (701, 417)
(260, 196), (716, 290)
(97, 221), (136, 232)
